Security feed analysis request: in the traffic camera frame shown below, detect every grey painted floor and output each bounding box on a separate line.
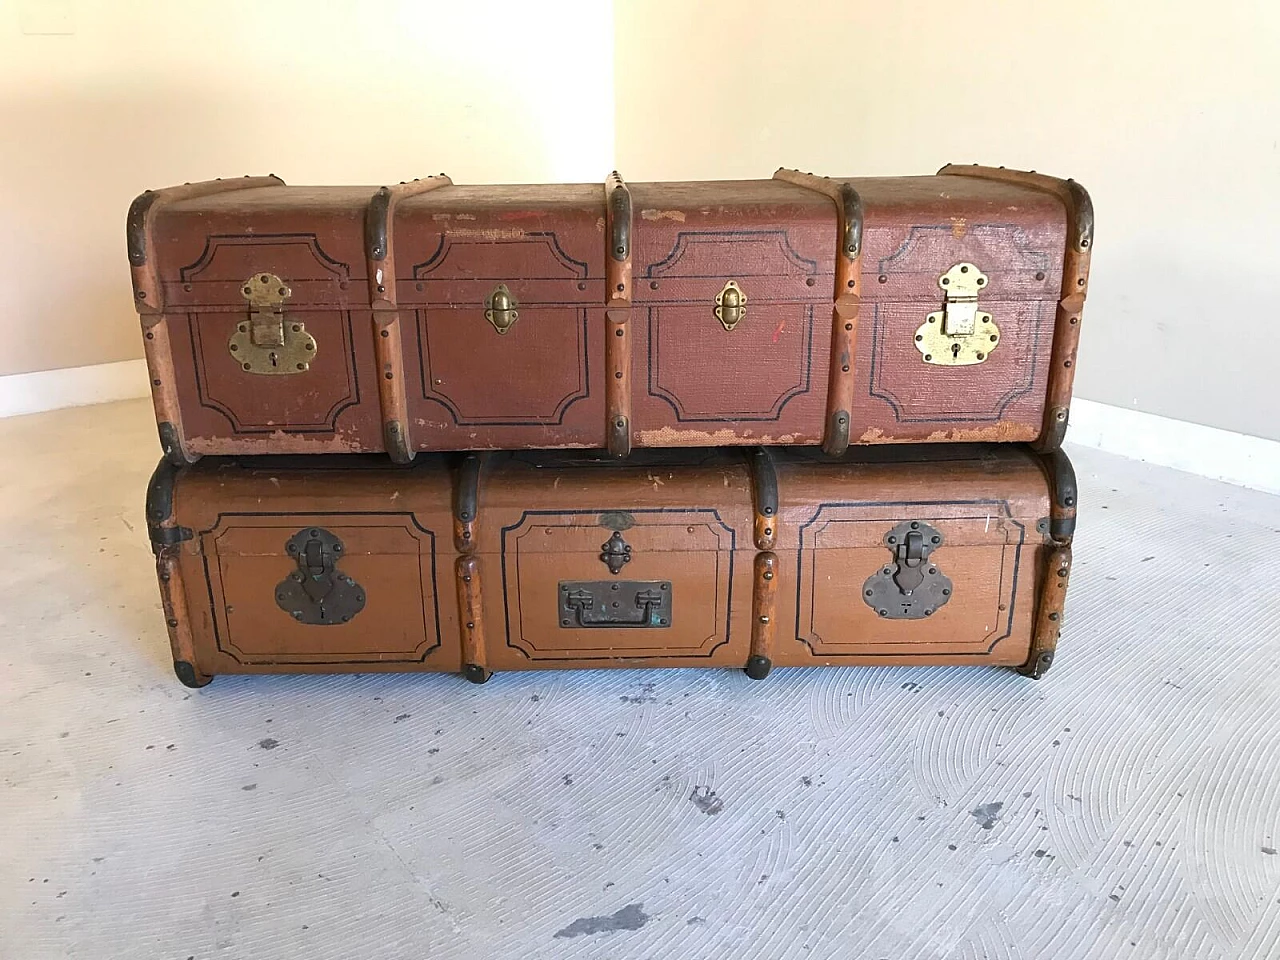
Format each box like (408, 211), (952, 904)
(2, 399), (1279, 960)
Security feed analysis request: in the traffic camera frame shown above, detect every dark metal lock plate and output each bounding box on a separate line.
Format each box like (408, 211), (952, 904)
(558, 580), (672, 628)
(862, 520), (953, 620)
(275, 527), (366, 625)
(229, 273), (318, 374)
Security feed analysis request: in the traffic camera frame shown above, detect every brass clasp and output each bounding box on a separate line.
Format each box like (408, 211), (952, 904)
(228, 273), (317, 375)
(915, 263), (1000, 366)
(714, 280), (746, 331)
(484, 283), (519, 335)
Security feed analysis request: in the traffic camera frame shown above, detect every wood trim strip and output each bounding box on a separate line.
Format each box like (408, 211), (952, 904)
(127, 175), (285, 313)
(938, 164), (1093, 450)
(456, 556), (489, 683)
(1019, 543), (1071, 679)
(605, 171), (633, 457)
(365, 175), (453, 462)
(156, 548), (210, 685)
(746, 551), (779, 679)
(772, 169), (862, 455)
(140, 315), (195, 465)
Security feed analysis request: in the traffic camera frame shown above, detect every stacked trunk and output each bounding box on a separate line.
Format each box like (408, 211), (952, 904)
(130, 164), (1090, 686)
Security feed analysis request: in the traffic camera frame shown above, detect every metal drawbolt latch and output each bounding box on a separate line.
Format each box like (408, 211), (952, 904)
(714, 280), (746, 331)
(862, 520), (954, 620)
(484, 283), (519, 335)
(275, 528), (366, 625)
(914, 262), (1000, 366)
(558, 580), (672, 628)
(228, 273), (318, 374)
(599, 531), (633, 575)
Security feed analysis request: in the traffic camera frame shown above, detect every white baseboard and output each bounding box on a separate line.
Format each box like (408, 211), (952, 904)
(1069, 398), (1280, 496)
(0, 359), (150, 419)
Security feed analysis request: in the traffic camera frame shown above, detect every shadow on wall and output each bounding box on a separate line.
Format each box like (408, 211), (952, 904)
(0, 87), (555, 380)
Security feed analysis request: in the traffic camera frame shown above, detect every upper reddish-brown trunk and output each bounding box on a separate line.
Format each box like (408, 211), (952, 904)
(130, 165), (1088, 461)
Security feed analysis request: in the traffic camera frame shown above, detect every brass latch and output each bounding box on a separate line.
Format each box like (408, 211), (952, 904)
(484, 283), (519, 335)
(714, 280), (746, 331)
(228, 273), (317, 375)
(915, 263), (1000, 366)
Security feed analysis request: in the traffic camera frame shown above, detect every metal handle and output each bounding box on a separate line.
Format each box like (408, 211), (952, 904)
(558, 580), (672, 628)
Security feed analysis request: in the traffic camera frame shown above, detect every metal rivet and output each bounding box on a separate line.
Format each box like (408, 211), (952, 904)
(614, 371), (623, 379)
(615, 329), (623, 337)
(384, 372), (393, 380)
(1048, 612), (1059, 621)
(805, 278), (815, 286)
(763, 571), (774, 581)
(878, 275), (888, 284)
(381, 330), (389, 338)
(1035, 271), (1045, 281)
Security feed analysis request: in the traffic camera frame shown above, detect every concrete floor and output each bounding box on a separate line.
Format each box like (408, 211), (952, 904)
(2, 399), (1279, 960)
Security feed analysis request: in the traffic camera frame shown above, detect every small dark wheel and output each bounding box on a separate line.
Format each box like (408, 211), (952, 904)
(462, 663), (492, 685)
(744, 656), (773, 681)
(173, 660), (212, 688)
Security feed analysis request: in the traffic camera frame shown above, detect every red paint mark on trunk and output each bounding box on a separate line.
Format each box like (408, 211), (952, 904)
(772, 320), (786, 343)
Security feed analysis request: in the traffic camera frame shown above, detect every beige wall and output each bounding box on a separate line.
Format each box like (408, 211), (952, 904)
(0, 0), (613, 377)
(616, 0), (1280, 441)
(4, 0), (1276, 442)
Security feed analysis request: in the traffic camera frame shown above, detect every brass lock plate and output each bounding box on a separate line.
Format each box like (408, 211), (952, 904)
(915, 262), (999, 366)
(484, 283), (519, 335)
(228, 273), (317, 375)
(714, 280), (746, 331)
(862, 520), (953, 620)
